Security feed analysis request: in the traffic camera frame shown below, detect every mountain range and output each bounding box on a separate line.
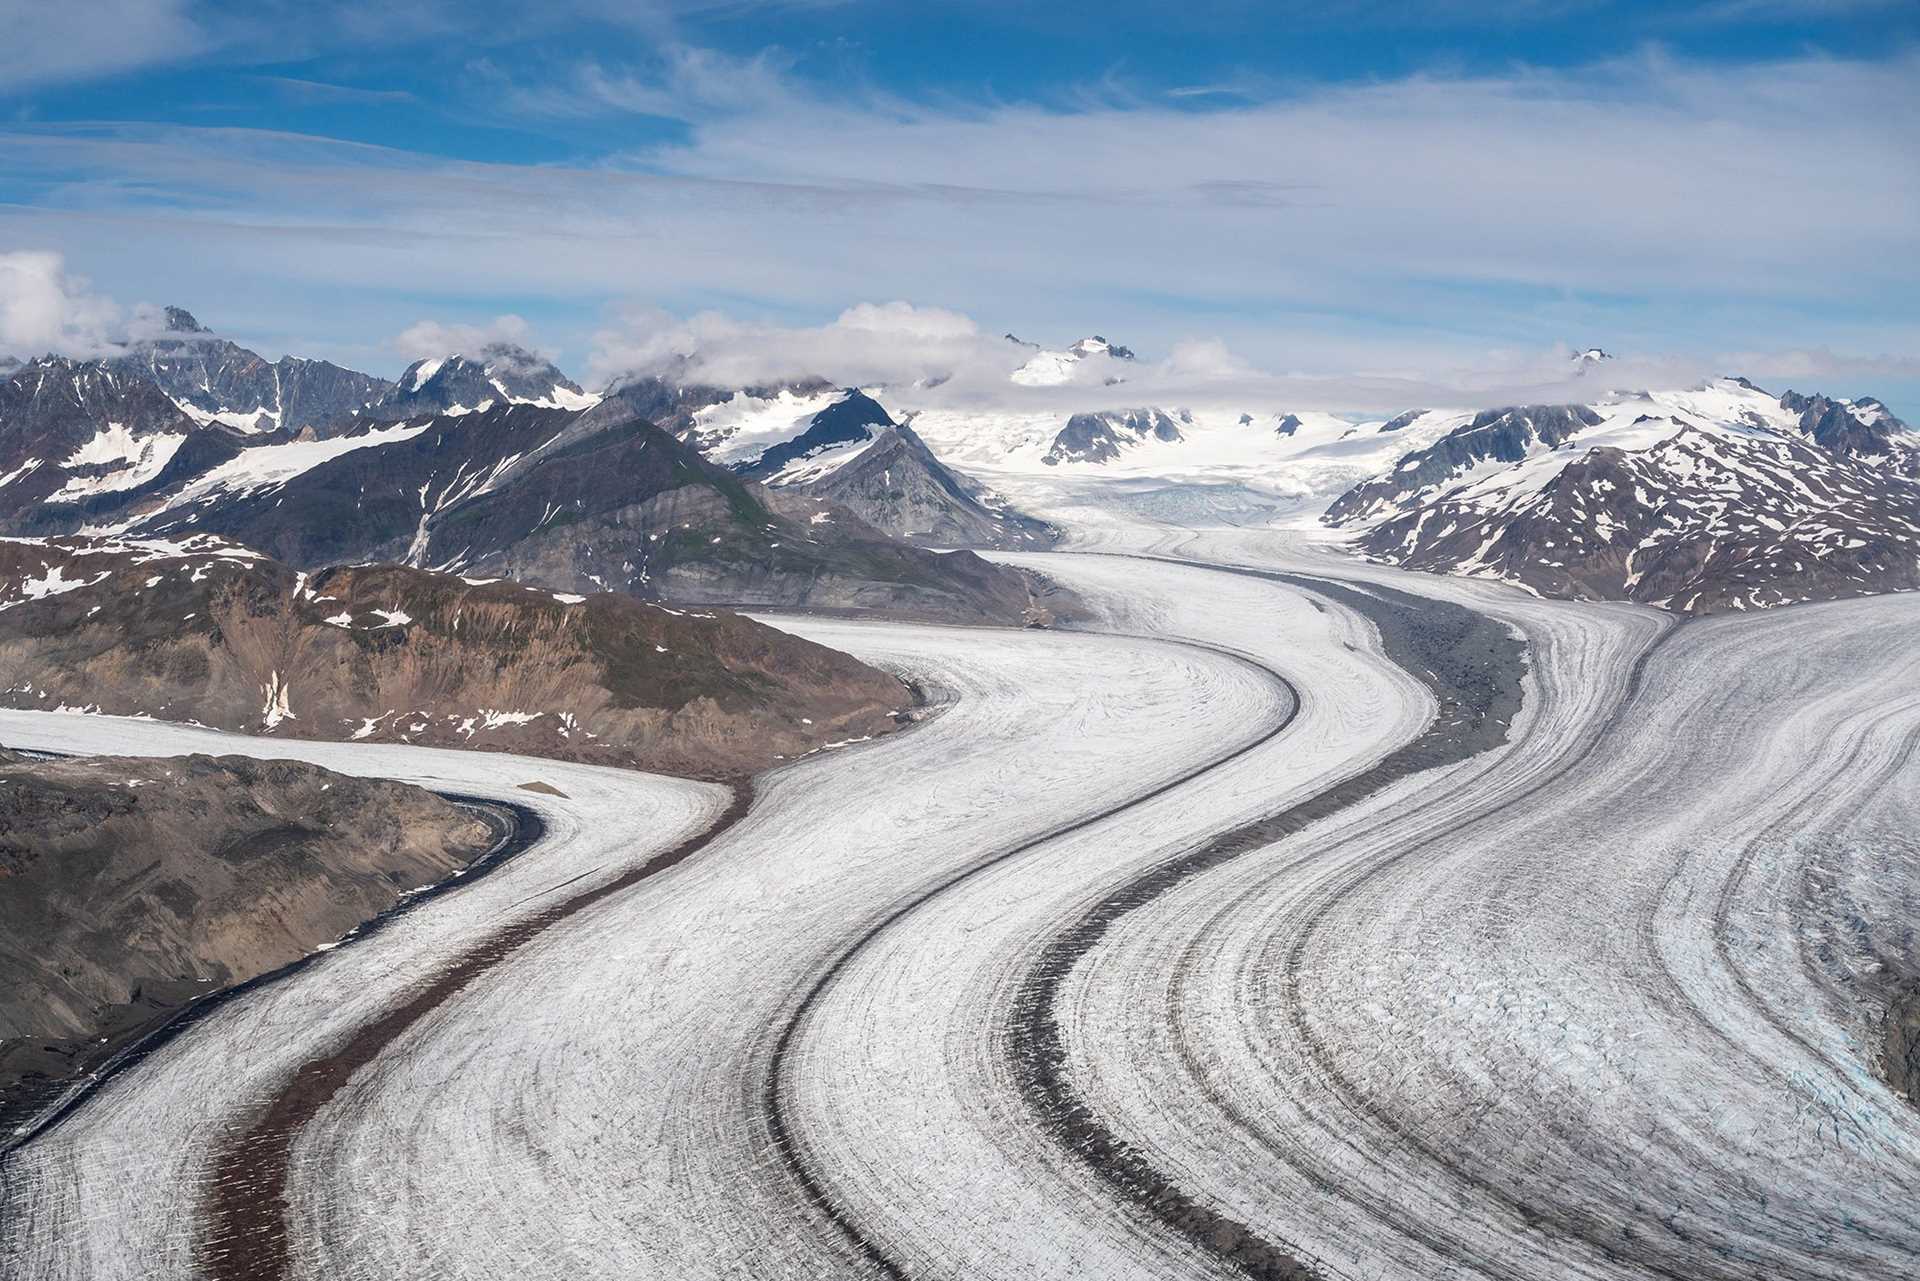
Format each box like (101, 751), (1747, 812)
(111, 307), (392, 435)
(1, 312), (1914, 619)
(0, 315), (1069, 626)
(1321, 381), (1920, 612)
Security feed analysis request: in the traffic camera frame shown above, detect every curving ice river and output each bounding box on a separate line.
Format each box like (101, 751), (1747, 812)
(3, 520), (1918, 1280)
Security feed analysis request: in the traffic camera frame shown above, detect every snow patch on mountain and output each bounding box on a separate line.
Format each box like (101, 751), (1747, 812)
(688, 385), (845, 468)
(49, 424), (187, 501)
(104, 420), (436, 533)
(172, 402), (277, 433)
(405, 358), (446, 391)
(739, 390), (897, 484)
(903, 400), (1458, 506)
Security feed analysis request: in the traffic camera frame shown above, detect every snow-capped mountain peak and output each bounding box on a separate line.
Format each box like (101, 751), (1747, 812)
(1322, 376), (1920, 613)
(111, 307), (392, 437)
(1012, 334), (1136, 387)
(376, 345), (599, 418)
(1069, 335), (1134, 360)
(401, 356), (447, 392)
(734, 388), (896, 484)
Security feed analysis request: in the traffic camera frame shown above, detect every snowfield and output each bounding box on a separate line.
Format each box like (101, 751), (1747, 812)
(903, 401), (1452, 503)
(3, 495), (1918, 1280)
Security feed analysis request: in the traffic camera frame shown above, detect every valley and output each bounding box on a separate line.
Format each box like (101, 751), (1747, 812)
(1, 320), (1916, 1280)
(3, 497), (1916, 1277)
(5, 11), (1912, 1275)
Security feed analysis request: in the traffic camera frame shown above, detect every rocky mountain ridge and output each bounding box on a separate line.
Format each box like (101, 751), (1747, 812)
(108, 307), (392, 435)
(0, 535), (915, 775)
(365, 345), (599, 421)
(1044, 408), (1185, 466)
(1323, 380), (1920, 613)
(798, 421), (1059, 549)
(0, 355), (1072, 625)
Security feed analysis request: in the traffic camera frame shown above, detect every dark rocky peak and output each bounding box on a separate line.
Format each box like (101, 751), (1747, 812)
(105, 311), (391, 436)
(1333, 414), (1920, 614)
(1045, 415), (1128, 465)
(808, 387), (894, 435)
(384, 346), (588, 417)
(477, 343), (586, 400)
(796, 421), (1059, 551)
(1462, 404), (1604, 449)
(135, 306), (222, 357)
(4, 355), (173, 416)
(1042, 407), (1182, 466)
(600, 373), (839, 445)
(1379, 409), (1426, 433)
(396, 353), (474, 393)
(599, 373), (707, 430)
(1780, 388), (1912, 463)
(0, 359), (198, 527)
(163, 306), (208, 334)
(1276, 413), (1303, 437)
(10, 353), (94, 379)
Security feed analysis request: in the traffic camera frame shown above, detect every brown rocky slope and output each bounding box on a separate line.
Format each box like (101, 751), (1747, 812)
(0, 536), (913, 776)
(0, 749), (496, 1120)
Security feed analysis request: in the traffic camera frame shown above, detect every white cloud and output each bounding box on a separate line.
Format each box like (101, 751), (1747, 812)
(0, 251), (127, 359)
(1720, 345), (1920, 391)
(395, 314), (536, 361)
(255, 76), (418, 106)
(587, 301), (1002, 389)
(0, 0), (205, 92)
(587, 301), (1755, 416)
(0, 2), (819, 93)
(1163, 338), (1254, 380)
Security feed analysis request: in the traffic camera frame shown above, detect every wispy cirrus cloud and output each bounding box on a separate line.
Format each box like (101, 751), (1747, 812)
(253, 76), (417, 106)
(0, 0), (844, 93)
(506, 44), (809, 120)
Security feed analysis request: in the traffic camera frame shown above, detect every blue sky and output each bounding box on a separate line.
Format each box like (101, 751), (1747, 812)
(1, 0), (1915, 413)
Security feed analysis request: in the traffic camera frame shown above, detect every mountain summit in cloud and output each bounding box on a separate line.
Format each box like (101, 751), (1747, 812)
(1013, 335), (1136, 387)
(373, 344), (599, 419)
(110, 308), (391, 435)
